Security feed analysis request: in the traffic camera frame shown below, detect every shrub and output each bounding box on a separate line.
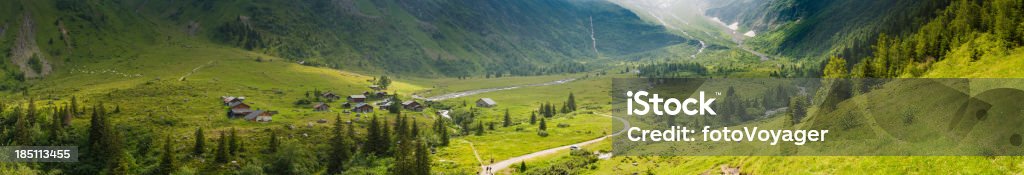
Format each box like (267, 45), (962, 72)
(28, 54), (43, 74)
(556, 123), (570, 128)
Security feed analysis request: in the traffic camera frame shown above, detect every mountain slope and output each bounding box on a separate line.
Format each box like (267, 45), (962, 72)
(0, 0), (683, 85)
(705, 0), (950, 59)
(134, 0), (683, 76)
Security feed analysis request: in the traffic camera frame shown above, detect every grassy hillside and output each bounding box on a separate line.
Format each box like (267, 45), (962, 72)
(0, 0), (683, 86)
(130, 0), (683, 77)
(705, 0), (949, 60)
(845, 0), (1024, 79)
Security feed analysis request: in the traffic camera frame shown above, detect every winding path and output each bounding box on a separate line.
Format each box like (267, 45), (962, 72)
(477, 113), (628, 175)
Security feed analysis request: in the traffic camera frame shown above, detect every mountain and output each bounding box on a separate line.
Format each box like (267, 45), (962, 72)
(0, 0), (683, 89)
(704, 0), (949, 59)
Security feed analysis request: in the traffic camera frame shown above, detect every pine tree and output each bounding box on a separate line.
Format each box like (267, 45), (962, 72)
(215, 132), (228, 163)
(105, 132), (129, 175)
(13, 108), (31, 145)
(268, 132), (279, 153)
(395, 115), (408, 141)
(381, 117), (392, 155)
(440, 121), (450, 146)
(789, 96), (807, 124)
(327, 115), (350, 174)
(411, 118), (419, 138)
(48, 106), (64, 145)
(87, 104), (116, 170)
(26, 98), (36, 126)
(394, 140), (415, 175)
(567, 92), (576, 112)
(158, 136), (176, 175)
(193, 128), (205, 155)
(229, 128), (239, 156)
(61, 104), (72, 126)
(70, 96), (78, 116)
(347, 121), (357, 153)
(475, 122), (484, 136)
(414, 141), (431, 175)
(364, 115), (382, 155)
(503, 108), (511, 127)
(539, 118), (547, 131)
(519, 161), (527, 172)
(530, 112), (537, 125)
(561, 103), (568, 114)
(459, 120), (470, 135)
(237, 139), (245, 153)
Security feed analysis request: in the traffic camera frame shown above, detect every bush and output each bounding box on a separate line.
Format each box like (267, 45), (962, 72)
(293, 99), (311, 106)
(556, 123), (570, 128)
(838, 112), (861, 130)
(902, 110), (915, 126)
(537, 130), (548, 137)
(28, 54), (43, 74)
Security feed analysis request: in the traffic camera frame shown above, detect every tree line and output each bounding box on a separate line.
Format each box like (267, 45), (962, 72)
(828, 0), (1024, 79)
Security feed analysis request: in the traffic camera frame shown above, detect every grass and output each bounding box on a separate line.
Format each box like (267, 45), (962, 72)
(421, 73), (623, 174)
(3, 42), (437, 172)
(402, 73), (583, 97)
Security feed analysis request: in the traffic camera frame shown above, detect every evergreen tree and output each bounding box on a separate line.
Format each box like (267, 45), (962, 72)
(567, 92), (576, 112)
(539, 118), (547, 131)
(13, 108), (31, 145)
(459, 120), (470, 135)
(61, 105), (73, 127)
(389, 100), (402, 114)
(364, 115), (383, 155)
(519, 161), (527, 172)
(48, 106), (64, 145)
(475, 122), (484, 136)
(193, 128), (205, 155)
(721, 87), (746, 123)
(503, 108), (511, 127)
(69, 95), (77, 114)
(328, 115), (350, 174)
(229, 128), (239, 156)
(238, 140), (246, 154)
(789, 96), (807, 124)
(26, 98), (36, 126)
(561, 103), (569, 114)
(414, 141), (431, 175)
(381, 117), (392, 155)
(394, 141), (415, 175)
(411, 118), (419, 138)
(87, 104), (117, 171)
(105, 132), (129, 175)
(530, 112), (537, 125)
(268, 132), (279, 153)
(215, 132), (228, 163)
(395, 115), (408, 141)
(440, 121), (450, 146)
(347, 121), (357, 153)
(158, 136), (176, 175)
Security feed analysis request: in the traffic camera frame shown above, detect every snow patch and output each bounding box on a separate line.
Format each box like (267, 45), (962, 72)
(744, 30), (756, 37)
